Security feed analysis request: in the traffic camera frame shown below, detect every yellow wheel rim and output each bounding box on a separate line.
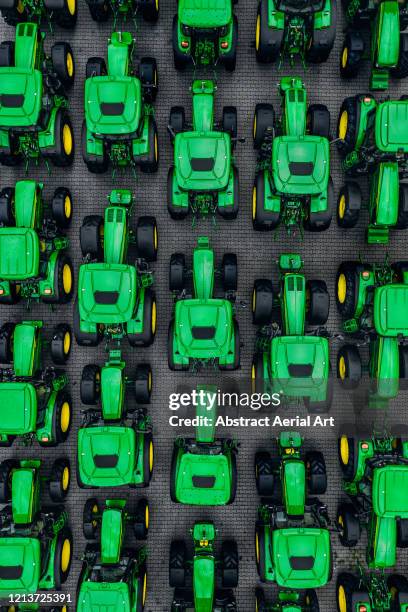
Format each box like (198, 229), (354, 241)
(256, 14), (260, 51)
(92, 504), (98, 527)
(252, 287), (256, 312)
(67, 0), (76, 15)
(63, 331), (71, 355)
(61, 401), (70, 433)
(255, 531), (260, 563)
(154, 225), (158, 251)
(61, 538), (71, 573)
(148, 370), (152, 392)
(337, 273), (347, 304)
(151, 299), (157, 335)
(253, 114), (257, 141)
(143, 572), (147, 606)
(342, 46), (348, 69)
(338, 194), (346, 219)
(64, 195), (72, 219)
(390, 586), (397, 600)
(154, 133), (158, 162)
(252, 186), (257, 221)
(62, 263), (72, 294)
(338, 355), (346, 381)
(340, 435), (349, 465)
(66, 52), (74, 77)
(251, 364), (256, 379)
(338, 584), (347, 612)
(62, 466), (70, 490)
(145, 504), (149, 530)
(149, 441), (154, 473)
(62, 123), (73, 156)
(339, 110), (348, 140)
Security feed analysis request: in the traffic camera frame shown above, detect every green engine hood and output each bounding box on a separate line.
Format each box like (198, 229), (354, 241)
(77, 581), (131, 612)
(372, 466), (408, 518)
(282, 460), (306, 517)
(0, 68), (42, 128)
(0, 538), (40, 596)
(174, 132), (231, 192)
(174, 299), (233, 358)
(85, 76), (142, 136)
(78, 263), (137, 325)
(174, 452), (231, 505)
(272, 136), (329, 196)
(0, 228), (39, 279)
(193, 555), (215, 612)
(373, 284), (408, 337)
(375, 100), (408, 153)
(12, 469), (35, 524)
(272, 527), (331, 589)
(179, 0), (232, 27)
(0, 382), (37, 434)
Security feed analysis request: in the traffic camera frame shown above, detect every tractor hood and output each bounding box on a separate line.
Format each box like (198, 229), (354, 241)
(193, 555), (215, 612)
(175, 452), (231, 505)
(85, 76), (142, 136)
(376, 100), (408, 153)
(77, 581), (131, 612)
(272, 136), (329, 195)
(0, 68), (42, 128)
(272, 528), (331, 589)
(174, 132), (231, 192)
(77, 426), (136, 487)
(0, 538), (40, 596)
(178, 0), (232, 27)
(78, 263), (137, 324)
(373, 284), (408, 336)
(0, 228), (39, 279)
(0, 382), (37, 434)
(372, 466), (408, 518)
(174, 299), (233, 358)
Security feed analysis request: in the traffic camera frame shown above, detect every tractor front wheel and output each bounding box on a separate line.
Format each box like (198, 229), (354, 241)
(307, 104), (330, 138)
(337, 97), (359, 156)
(306, 451), (327, 495)
(340, 31), (363, 78)
(391, 33), (408, 79)
(49, 112), (74, 167)
(169, 253), (186, 292)
(48, 255), (73, 304)
(337, 502), (361, 546)
(134, 498), (150, 539)
(255, 0), (282, 63)
(135, 363), (152, 405)
(222, 253), (238, 292)
(306, 279), (330, 326)
(51, 42), (75, 89)
(338, 435), (359, 480)
(336, 573), (361, 612)
(53, 0), (78, 28)
(136, 216), (158, 262)
(255, 524), (267, 582)
(337, 345), (362, 389)
(396, 183), (408, 229)
(255, 451), (274, 496)
(139, 57), (158, 103)
(85, 56), (107, 79)
(397, 519), (408, 547)
(52, 392), (72, 444)
(252, 279), (274, 325)
(83, 498), (99, 539)
(80, 364), (101, 405)
(86, 0), (110, 21)
(52, 187), (73, 229)
(169, 540), (186, 588)
(337, 182), (361, 228)
(140, 0), (159, 22)
(80, 215), (103, 260)
(222, 540), (239, 588)
(49, 458), (70, 502)
(143, 433), (154, 486)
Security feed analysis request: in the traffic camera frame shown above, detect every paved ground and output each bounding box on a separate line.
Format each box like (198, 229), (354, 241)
(1, 1), (408, 610)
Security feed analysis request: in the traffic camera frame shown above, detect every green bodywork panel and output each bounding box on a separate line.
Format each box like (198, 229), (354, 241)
(77, 582), (132, 612)
(374, 1), (400, 67)
(272, 136), (329, 195)
(13, 322), (41, 377)
(173, 451), (231, 505)
(0, 382), (37, 434)
(192, 80), (215, 133)
(178, 0), (232, 28)
(14, 180), (39, 228)
(0, 228), (39, 279)
(104, 205), (129, 265)
(85, 77), (141, 136)
(101, 508), (123, 564)
(369, 162), (399, 229)
(108, 32), (132, 77)
(12, 468), (37, 524)
(372, 466), (408, 518)
(101, 365), (125, 420)
(375, 101), (408, 153)
(193, 239), (214, 299)
(280, 77), (307, 138)
(281, 273), (306, 335)
(373, 285), (408, 336)
(282, 460), (306, 517)
(0, 69), (42, 129)
(0, 538), (40, 595)
(174, 132), (231, 191)
(194, 555), (215, 611)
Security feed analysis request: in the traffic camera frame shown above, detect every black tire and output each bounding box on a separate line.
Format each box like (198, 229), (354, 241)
(222, 540), (239, 588)
(85, 57), (106, 79)
(143, 432), (154, 486)
(305, 590), (320, 612)
(168, 319), (189, 371)
(340, 31), (364, 78)
(167, 166), (189, 220)
(139, 118), (159, 173)
(255, 523), (266, 581)
(396, 183), (408, 229)
(306, 451), (327, 495)
(252, 279), (273, 325)
(82, 120), (108, 174)
(0, 459), (18, 503)
(169, 540), (186, 588)
(337, 182), (361, 228)
(50, 391), (72, 445)
(134, 498), (149, 539)
(393, 260), (408, 282)
(51, 42), (75, 89)
(255, 0), (282, 62)
(228, 452), (237, 504)
(48, 254), (74, 304)
(0, 283), (20, 304)
(338, 435), (359, 480)
(53, 0), (78, 28)
(219, 319), (240, 371)
(222, 106), (237, 140)
(255, 451), (274, 496)
(54, 529), (73, 588)
(218, 166), (239, 220)
(307, 104), (330, 138)
(397, 519), (408, 548)
(172, 15), (191, 70)
(222, 15), (238, 71)
(253, 104), (275, 149)
(0, 41), (14, 67)
(135, 363), (152, 405)
(87, 0), (110, 21)
(0, 187), (14, 225)
(253, 172), (279, 230)
(46, 111), (75, 168)
(391, 33), (408, 79)
(80, 215), (103, 259)
(49, 458), (70, 502)
(306, 0), (336, 62)
(337, 345), (362, 389)
(400, 346), (408, 382)
(336, 573), (360, 612)
(80, 364), (101, 405)
(52, 187), (73, 229)
(139, 57), (158, 103)
(127, 289), (156, 347)
(255, 588), (267, 612)
(388, 574), (408, 609)
(252, 353), (265, 393)
(83, 498), (99, 539)
(337, 96), (359, 156)
(51, 323), (72, 365)
(222, 253), (238, 292)
(307, 280), (330, 325)
(336, 261), (363, 318)
(337, 502), (361, 546)
(140, 0), (159, 22)
(136, 216), (158, 262)
(169, 106), (185, 140)
(0, 322), (15, 363)
(73, 299), (101, 347)
(304, 177), (333, 232)
(169, 253), (186, 291)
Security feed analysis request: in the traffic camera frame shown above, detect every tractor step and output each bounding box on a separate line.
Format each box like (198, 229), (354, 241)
(366, 226), (389, 244)
(370, 68), (389, 91)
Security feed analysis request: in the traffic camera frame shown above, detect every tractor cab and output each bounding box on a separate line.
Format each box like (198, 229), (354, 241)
(375, 100), (408, 153)
(372, 465), (408, 519)
(0, 68), (43, 129)
(85, 77), (142, 137)
(373, 284), (408, 336)
(0, 382), (38, 436)
(179, 0), (232, 29)
(11, 463), (41, 525)
(0, 538), (41, 595)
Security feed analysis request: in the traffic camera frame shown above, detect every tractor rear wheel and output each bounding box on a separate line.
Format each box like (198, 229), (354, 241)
(222, 540), (239, 588)
(136, 216), (158, 262)
(228, 453), (237, 504)
(255, 588), (267, 612)
(252, 279), (274, 325)
(219, 320), (240, 370)
(167, 167), (189, 220)
(135, 363), (152, 405)
(338, 435), (359, 480)
(255, 523), (267, 582)
(139, 57), (158, 103)
(307, 104), (330, 138)
(81, 120), (108, 173)
(73, 299), (101, 347)
(391, 33), (408, 78)
(140, 0), (159, 22)
(336, 261), (363, 318)
(337, 97), (359, 156)
(222, 15), (238, 71)
(134, 498), (150, 539)
(169, 106), (185, 140)
(222, 106), (237, 140)
(305, 590), (320, 611)
(172, 15), (191, 70)
(304, 177), (333, 232)
(306, 0), (336, 62)
(47, 111), (74, 168)
(80, 215), (103, 259)
(85, 57), (106, 78)
(87, 0), (110, 21)
(54, 529), (73, 588)
(83, 498), (99, 539)
(51, 392), (72, 445)
(142, 433), (154, 486)
(336, 573), (361, 612)
(49, 458), (70, 502)
(222, 253), (238, 292)
(168, 320), (189, 371)
(337, 502), (361, 546)
(396, 183), (408, 229)
(337, 182), (361, 228)
(388, 574), (408, 608)
(337, 345), (362, 389)
(169, 253), (186, 292)
(51, 324), (72, 365)
(52, 187), (73, 228)
(252, 172), (279, 230)
(128, 289), (156, 347)
(306, 279), (330, 325)
(0, 187), (15, 225)
(255, 451), (274, 496)
(399, 346), (408, 387)
(306, 451), (327, 495)
(255, 0), (282, 63)
(397, 519), (408, 547)
(0, 459), (18, 503)
(253, 104), (275, 149)
(139, 118), (159, 173)
(340, 31), (363, 78)
(169, 541), (186, 587)
(251, 353), (265, 394)
(0, 322), (15, 363)
(80, 364), (101, 405)
(136, 564), (148, 610)
(218, 166), (239, 219)
(53, 0), (78, 28)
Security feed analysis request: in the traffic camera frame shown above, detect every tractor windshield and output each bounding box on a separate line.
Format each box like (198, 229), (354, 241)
(373, 285), (408, 336)
(178, 0), (232, 28)
(77, 581), (131, 612)
(85, 77), (142, 136)
(0, 228), (40, 279)
(272, 136), (330, 195)
(0, 68), (42, 128)
(175, 453), (231, 505)
(0, 382), (37, 435)
(0, 538), (40, 595)
(174, 132), (231, 191)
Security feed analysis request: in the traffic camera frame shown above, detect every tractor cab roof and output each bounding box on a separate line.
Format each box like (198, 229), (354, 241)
(174, 298), (233, 358)
(372, 465), (408, 519)
(272, 136), (329, 196)
(0, 228), (39, 279)
(373, 284), (408, 337)
(174, 452), (231, 505)
(12, 468), (36, 524)
(85, 76), (142, 136)
(78, 263), (137, 325)
(0, 382), (37, 435)
(272, 527), (331, 589)
(174, 131), (231, 192)
(77, 581), (131, 612)
(375, 100), (408, 153)
(0, 68), (42, 129)
(0, 538), (40, 596)
(178, 0), (232, 28)
(77, 426), (136, 487)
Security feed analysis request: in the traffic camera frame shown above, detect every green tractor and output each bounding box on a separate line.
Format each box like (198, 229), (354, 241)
(167, 79), (239, 222)
(172, 0), (237, 71)
(0, 22), (74, 170)
(0, 179), (73, 305)
(252, 77), (333, 235)
(339, 0), (408, 90)
(336, 258), (408, 405)
(77, 351), (154, 488)
(0, 460), (72, 596)
(82, 32), (158, 176)
(77, 498), (149, 611)
(336, 434), (408, 569)
(336, 569), (408, 612)
(336, 95), (408, 244)
(255, 0), (336, 66)
(170, 385), (238, 506)
(169, 521), (238, 611)
(168, 236), (240, 372)
(255, 432), (327, 516)
(85, 0), (158, 25)
(74, 189), (157, 348)
(0, 0), (77, 28)
(251, 254), (332, 411)
(255, 587), (320, 611)
(0, 320), (72, 447)
(255, 499), (332, 590)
